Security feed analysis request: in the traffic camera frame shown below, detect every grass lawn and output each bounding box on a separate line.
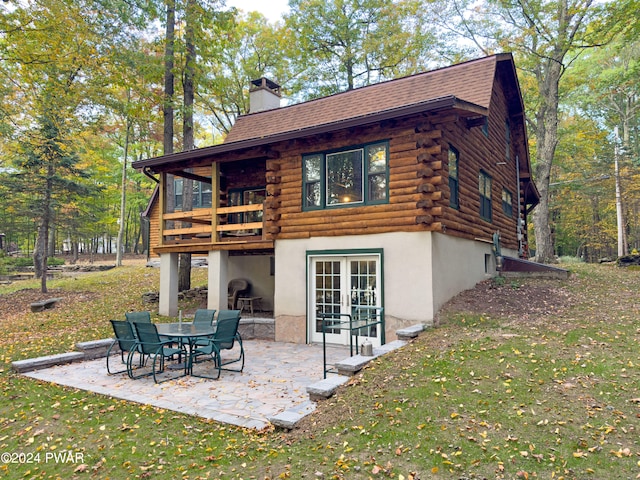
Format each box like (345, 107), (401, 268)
(0, 261), (639, 479)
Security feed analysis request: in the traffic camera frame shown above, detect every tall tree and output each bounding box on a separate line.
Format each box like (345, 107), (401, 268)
(570, 37), (640, 254)
(284, 0), (441, 98)
(0, 0), (114, 289)
(198, 11), (291, 136)
(435, 0), (621, 262)
(164, 0), (176, 156)
(179, 0), (197, 292)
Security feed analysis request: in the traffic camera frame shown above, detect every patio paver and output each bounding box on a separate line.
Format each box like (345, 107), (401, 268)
(23, 340), (349, 430)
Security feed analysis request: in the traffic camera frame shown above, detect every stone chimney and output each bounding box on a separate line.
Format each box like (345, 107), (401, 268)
(249, 77), (281, 113)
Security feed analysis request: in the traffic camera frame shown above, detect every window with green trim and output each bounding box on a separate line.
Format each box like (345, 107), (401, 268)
(502, 188), (513, 217)
(448, 145), (459, 209)
(303, 142), (389, 210)
(479, 170), (492, 222)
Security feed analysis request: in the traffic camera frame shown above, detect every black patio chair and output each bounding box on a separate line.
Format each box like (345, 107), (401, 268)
(106, 320), (143, 375)
(191, 311), (244, 380)
(132, 322), (188, 383)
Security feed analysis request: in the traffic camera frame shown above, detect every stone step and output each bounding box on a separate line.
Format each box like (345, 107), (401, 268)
(306, 375), (350, 402)
(76, 339), (117, 360)
(396, 323), (425, 340)
(269, 401), (316, 430)
(12, 352), (85, 373)
(30, 297), (62, 312)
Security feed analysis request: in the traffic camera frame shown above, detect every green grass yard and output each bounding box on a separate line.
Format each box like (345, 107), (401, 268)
(0, 262), (638, 479)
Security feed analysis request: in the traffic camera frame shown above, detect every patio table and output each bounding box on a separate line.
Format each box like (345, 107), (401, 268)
(157, 322), (216, 374)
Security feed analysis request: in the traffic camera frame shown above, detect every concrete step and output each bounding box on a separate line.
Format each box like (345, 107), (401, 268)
(334, 340), (407, 376)
(396, 323), (425, 340)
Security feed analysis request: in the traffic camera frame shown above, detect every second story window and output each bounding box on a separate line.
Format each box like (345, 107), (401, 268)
(448, 145), (459, 209)
(502, 188), (513, 217)
(479, 170), (492, 222)
(303, 142), (389, 210)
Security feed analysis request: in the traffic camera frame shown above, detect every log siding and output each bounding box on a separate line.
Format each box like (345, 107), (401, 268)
(140, 54), (536, 257)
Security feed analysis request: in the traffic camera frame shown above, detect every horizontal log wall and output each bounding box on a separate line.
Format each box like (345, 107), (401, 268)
(147, 75), (526, 253)
(438, 78), (519, 249)
(263, 117), (445, 240)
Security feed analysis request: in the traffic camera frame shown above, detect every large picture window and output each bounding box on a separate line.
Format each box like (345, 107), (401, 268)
(479, 170), (492, 222)
(303, 142), (389, 210)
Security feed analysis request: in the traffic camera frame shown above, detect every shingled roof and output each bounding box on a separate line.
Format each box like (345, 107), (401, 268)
(133, 53), (521, 172)
(225, 54), (501, 144)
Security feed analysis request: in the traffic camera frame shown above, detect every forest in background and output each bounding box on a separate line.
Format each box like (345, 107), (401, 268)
(0, 0), (637, 267)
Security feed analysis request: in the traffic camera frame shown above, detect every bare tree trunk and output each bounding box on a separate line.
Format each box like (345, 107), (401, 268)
(33, 162), (54, 293)
(179, 0), (196, 292)
(532, 47), (563, 264)
(163, 0), (176, 238)
(47, 225), (55, 257)
(116, 112), (132, 267)
(163, 0), (175, 156)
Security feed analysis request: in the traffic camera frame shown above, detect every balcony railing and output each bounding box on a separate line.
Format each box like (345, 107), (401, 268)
(161, 204), (264, 244)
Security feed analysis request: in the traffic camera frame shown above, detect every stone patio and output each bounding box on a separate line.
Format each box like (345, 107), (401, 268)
(23, 340), (351, 430)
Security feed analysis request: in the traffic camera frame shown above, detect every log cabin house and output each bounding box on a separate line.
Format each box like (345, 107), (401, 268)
(133, 53), (539, 346)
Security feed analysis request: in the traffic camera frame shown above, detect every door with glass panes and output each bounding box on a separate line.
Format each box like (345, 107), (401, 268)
(309, 255), (382, 346)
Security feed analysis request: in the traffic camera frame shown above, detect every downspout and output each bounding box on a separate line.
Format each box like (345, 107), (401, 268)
(516, 155), (523, 257)
(143, 167), (160, 184)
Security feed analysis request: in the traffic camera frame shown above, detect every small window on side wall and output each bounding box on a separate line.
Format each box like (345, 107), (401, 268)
(479, 170), (492, 222)
(448, 145), (459, 209)
(502, 188), (513, 217)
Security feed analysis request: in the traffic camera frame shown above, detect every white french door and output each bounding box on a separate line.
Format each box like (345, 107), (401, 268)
(309, 254), (382, 346)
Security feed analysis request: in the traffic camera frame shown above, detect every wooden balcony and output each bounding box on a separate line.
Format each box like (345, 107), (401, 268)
(155, 204), (274, 254)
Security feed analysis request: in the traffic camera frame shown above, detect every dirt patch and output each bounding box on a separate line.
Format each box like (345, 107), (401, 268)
(434, 277), (575, 326)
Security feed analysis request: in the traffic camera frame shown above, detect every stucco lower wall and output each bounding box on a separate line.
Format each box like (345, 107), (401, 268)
(274, 231), (508, 344)
(274, 232), (435, 343)
(430, 233), (495, 318)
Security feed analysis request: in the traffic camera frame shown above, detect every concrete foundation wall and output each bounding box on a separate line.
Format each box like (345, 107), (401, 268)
(274, 232), (435, 343)
(431, 233), (495, 315)
(273, 231), (506, 343)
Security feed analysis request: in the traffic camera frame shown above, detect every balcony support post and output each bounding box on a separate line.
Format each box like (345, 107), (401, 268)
(211, 162), (220, 242)
(159, 252), (179, 316)
(207, 250), (229, 311)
